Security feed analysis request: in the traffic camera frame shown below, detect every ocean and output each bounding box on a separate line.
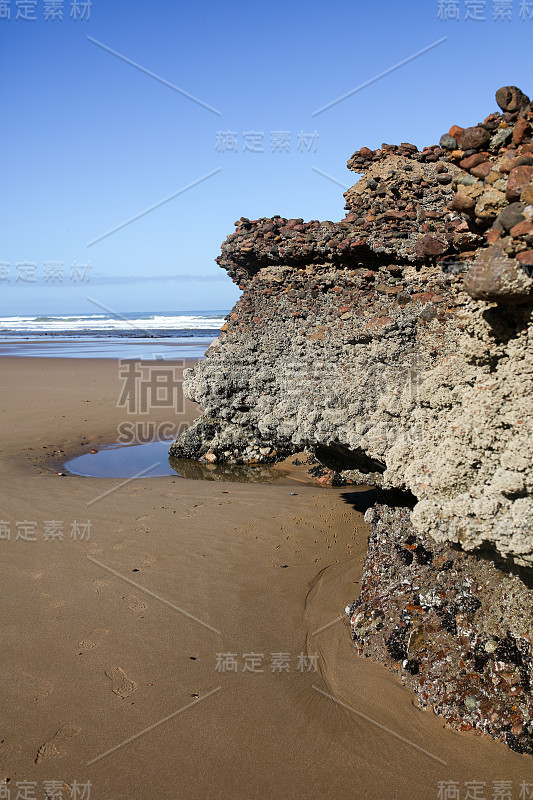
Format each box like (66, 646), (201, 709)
(0, 311), (227, 359)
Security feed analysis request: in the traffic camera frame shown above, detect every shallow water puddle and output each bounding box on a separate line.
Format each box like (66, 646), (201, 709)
(65, 440), (287, 482)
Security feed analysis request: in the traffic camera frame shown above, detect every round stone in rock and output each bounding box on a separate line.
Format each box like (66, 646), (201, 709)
(495, 85), (530, 113)
(414, 234), (448, 257)
(459, 153), (490, 170)
(439, 133), (457, 151)
(475, 188), (507, 222)
(464, 695), (477, 711)
(516, 250), (533, 266)
(520, 181), (533, 205)
(470, 162), (493, 180)
(498, 202), (526, 232)
(506, 165), (533, 201)
(459, 126), (491, 151)
(464, 244), (533, 303)
(452, 186), (479, 212)
(513, 117), (531, 145)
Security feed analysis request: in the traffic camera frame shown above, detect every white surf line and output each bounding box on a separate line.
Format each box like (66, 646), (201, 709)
(87, 168), (222, 247)
(86, 462), (163, 507)
(312, 685), (447, 765)
(87, 686), (222, 765)
(87, 556), (222, 635)
(86, 296), (152, 336)
(311, 167), (351, 190)
(312, 37), (447, 117)
(87, 36), (222, 116)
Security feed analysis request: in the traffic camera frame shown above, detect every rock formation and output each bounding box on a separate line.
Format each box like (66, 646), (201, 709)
(170, 87), (533, 750)
(171, 85), (533, 567)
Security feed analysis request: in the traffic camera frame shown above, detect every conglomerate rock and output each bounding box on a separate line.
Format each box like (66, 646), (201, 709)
(170, 86), (533, 751)
(346, 501), (533, 755)
(171, 85), (533, 567)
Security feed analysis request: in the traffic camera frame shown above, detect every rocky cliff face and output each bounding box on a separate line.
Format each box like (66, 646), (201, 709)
(171, 85), (533, 569)
(170, 86), (533, 751)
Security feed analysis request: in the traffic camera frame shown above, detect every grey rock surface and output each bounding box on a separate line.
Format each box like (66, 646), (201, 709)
(171, 87), (533, 566)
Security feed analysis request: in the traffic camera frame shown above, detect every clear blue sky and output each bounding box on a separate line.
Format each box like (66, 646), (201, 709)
(0, 0), (531, 314)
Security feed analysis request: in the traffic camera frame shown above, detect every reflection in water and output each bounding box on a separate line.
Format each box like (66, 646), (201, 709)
(65, 439), (286, 483)
(169, 457), (288, 483)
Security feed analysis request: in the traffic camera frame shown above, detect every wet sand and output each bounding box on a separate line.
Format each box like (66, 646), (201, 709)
(0, 356), (531, 799)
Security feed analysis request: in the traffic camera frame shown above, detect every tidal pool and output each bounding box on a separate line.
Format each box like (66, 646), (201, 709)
(65, 440), (287, 482)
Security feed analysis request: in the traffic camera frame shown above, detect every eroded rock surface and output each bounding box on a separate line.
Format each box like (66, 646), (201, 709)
(171, 85), (533, 567)
(347, 501), (533, 754)
(170, 86), (533, 751)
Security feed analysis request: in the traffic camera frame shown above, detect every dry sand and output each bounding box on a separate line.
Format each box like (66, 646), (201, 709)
(0, 356), (531, 799)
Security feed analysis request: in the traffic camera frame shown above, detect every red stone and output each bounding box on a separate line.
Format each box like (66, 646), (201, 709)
(510, 220), (533, 237)
(513, 117), (531, 145)
(507, 165), (533, 200)
(498, 150), (519, 173)
(411, 292), (433, 304)
(365, 316), (394, 331)
(459, 153), (490, 170)
(384, 210), (407, 220)
(452, 192), (476, 212)
(486, 228), (501, 244)
(449, 125), (465, 139)
(459, 126), (491, 150)
(470, 162), (493, 179)
(415, 234), (448, 258)
(516, 250), (533, 266)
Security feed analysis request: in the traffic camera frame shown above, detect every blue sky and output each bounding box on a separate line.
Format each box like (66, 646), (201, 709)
(0, 0), (532, 314)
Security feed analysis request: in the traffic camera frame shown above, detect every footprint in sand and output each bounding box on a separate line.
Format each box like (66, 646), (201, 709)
(136, 552), (155, 566)
(113, 538), (133, 551)
(40, 593), (65, 610)
(35, 725), (80, 764)
(125, 595), (148, 615)
(105, 667), (137, 699)
(78, 628), (109, 651)
(135, 524), (150, 534)
(23, 671), (54, 700)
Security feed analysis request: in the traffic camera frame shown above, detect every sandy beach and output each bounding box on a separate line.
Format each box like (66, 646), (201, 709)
(1, 356), (531, 799)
